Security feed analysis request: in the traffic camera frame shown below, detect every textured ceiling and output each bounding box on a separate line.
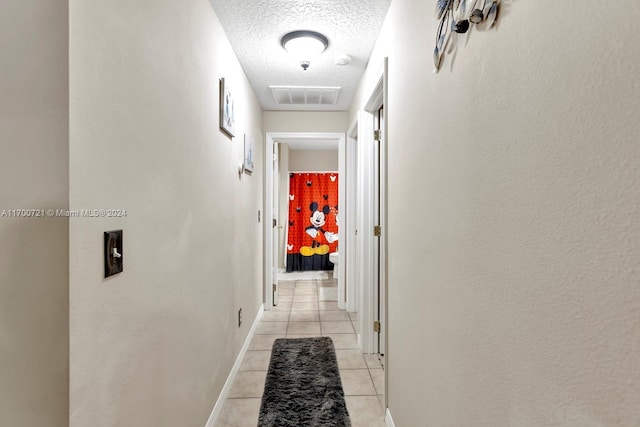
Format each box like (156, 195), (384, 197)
(209, 0), (391, 111)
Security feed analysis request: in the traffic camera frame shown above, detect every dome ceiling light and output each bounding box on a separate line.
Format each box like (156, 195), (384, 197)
(281, 30), (329, 71)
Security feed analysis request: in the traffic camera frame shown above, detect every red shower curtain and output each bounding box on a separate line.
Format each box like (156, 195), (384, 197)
(286, 172), (339, 272)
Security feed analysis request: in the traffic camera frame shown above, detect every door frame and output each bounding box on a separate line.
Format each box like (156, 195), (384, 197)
(264, 132), (346, 310)
(348, 59), (387, 356)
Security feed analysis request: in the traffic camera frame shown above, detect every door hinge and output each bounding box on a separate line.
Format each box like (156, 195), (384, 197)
(273, 284), (277, 292)
(374, 225), (381, 237)
(374, 129), (381, 141)
(373, 321), (381, 333)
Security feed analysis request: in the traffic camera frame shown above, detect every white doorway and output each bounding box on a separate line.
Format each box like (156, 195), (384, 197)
(263, 132), (346, 311)
(346, 60), (387, 357)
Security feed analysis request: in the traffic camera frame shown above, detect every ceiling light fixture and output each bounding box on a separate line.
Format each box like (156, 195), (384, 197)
(281, 30), (329, 71)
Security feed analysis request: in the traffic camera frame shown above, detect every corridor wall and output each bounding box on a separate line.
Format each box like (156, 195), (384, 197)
(0, 1), (69, 425)
(352, 1), (640, 425)
(69, 0), (264, 425)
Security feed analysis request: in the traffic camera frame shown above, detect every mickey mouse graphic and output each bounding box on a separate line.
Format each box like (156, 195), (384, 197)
(299, 201), (338, 256)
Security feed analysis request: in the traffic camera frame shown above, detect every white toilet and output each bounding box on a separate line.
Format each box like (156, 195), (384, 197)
(329, 252), (339, 278)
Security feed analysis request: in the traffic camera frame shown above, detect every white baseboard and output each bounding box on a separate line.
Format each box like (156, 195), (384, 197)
(205, 304), (264, 427)
(385, 408), (396, 427)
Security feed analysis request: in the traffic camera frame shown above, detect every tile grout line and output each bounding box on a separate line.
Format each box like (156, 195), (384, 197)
(316, 279), (324, 337)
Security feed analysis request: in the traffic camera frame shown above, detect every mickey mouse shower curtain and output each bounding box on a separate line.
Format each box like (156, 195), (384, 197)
(286, 172), (339, 272)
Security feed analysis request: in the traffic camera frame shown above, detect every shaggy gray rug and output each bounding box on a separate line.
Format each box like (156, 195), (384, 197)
(258, 337), (351, 427)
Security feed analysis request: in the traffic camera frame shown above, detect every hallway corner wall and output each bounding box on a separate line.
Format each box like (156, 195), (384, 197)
(264, 111), (347, 271)
(69, 0), (263, 425)
(263, 111), (349, 134)
(288, 150), (338, 172)
(0, 1), (69, 426)
(352, 1), (640, 426)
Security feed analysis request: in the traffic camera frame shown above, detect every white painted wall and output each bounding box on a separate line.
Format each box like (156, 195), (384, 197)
(352, 1), (640, 425)
(265, 111), (346, 271)
(263, 111), (348, 133)
(69, 1), (263, 426)
(289, 149), (339, 172)
(0, 1), (69, 425)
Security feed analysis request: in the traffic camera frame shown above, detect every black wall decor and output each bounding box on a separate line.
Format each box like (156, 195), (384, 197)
(434, 0), (501, 72)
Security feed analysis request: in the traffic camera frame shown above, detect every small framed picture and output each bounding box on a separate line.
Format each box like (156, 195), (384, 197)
(244, 134), (254, 173)
(219, 77), (235, 138)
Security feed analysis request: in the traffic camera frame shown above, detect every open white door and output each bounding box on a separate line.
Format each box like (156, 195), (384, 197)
(373, 104), (386, 358)
(352, 61), (386, 356)
(369, 60), (388, 361)
(272, 142), (279, 305)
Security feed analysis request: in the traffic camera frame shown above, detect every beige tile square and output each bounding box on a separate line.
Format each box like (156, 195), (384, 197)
(293, 295), (318, 303)
(291, 301), (318, 311)
(364, 354), (383, 369)
(319, 301), (340, 310)
(289, 311), (319, 322)
(287, 321), (321, 335)
(214, 398), (261, 427)
(285, 334), (322, 339)
(249, 334), (284, 350)
(269, 298), (293, 311)
(278, 281), (295, 290)
(228, 371), (267, 398)
(295, 281), (317, 289)
(335, 349), (367, 369)
(294, 288), (317, 296)
(322, 321), (354, 334)
(278, 287), (294, 296)
(318, 287), (338, 301)
(340, 369), (377, 395)
(317, 280), (337, 288)
(345, 396), (385, 427)
(255, 321), (288, 335)
(276, 295), (293, 303)
(261, 311), (290, 322)
(239, 350), (272, 371)
(324, 333), (359, 349)
(369, 369), (384, 395)
(271, 304), (291, 312)
(320, 310), (350, 321)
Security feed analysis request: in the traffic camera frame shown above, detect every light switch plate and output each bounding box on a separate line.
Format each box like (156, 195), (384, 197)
(104, 230), (123, 278)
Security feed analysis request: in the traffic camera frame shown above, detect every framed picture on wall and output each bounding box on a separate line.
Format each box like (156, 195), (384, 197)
(244, 134), (254, 173)
(219, 77), (235, 138)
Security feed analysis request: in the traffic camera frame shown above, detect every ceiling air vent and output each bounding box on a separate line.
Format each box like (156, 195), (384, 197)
(269, 86), (341, 106)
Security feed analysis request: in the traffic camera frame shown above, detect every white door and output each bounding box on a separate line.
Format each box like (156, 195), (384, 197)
(375, 105), (387, 358)
(373, 106), (383, 356)
(272, 143), (279, 305)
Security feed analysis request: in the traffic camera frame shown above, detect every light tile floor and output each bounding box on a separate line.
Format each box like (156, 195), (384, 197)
(215, 278), (385, 427)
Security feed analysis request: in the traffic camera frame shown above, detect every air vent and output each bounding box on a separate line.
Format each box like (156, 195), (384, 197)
(269, 86), (341, 106)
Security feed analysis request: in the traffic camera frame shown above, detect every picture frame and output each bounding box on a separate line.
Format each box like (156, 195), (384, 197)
(243, 134), (254, 173)
(219, 77), (235, 138)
